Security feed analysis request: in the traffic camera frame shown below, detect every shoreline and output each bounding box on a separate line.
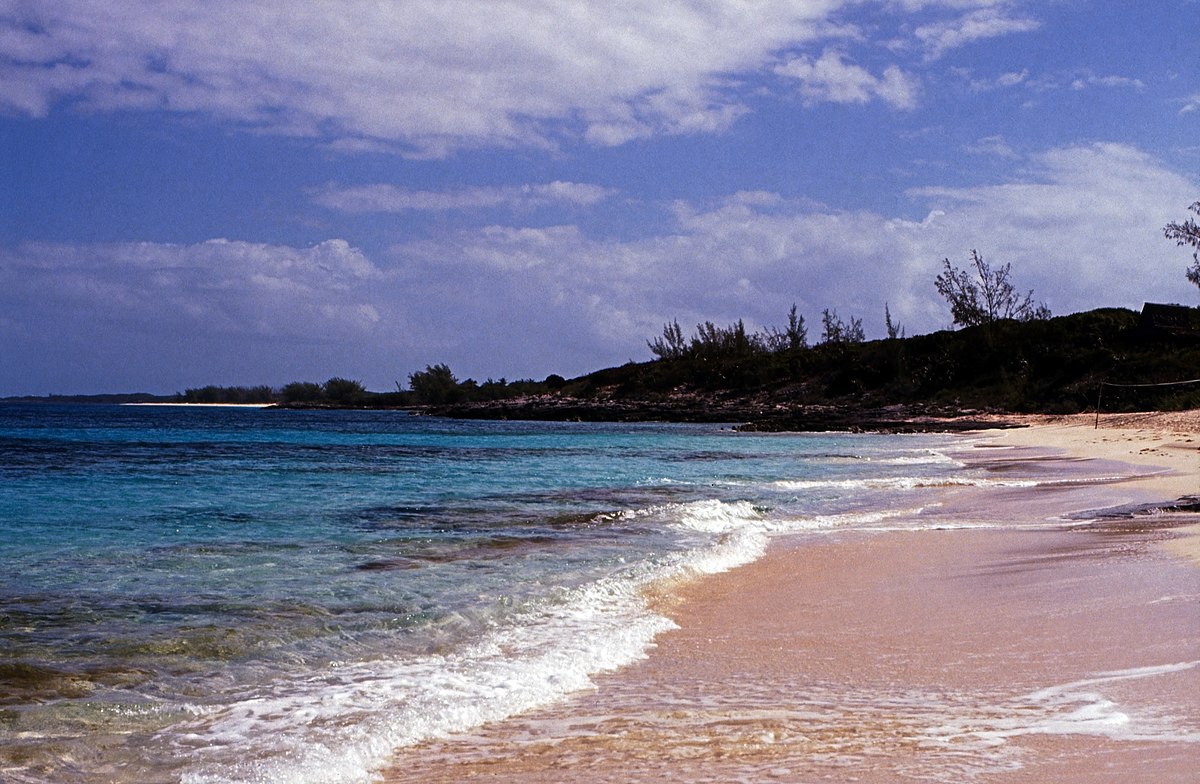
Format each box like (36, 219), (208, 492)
(981, 410), (1199, 565)
(120, 402), (275, 408)
(381, 411), (1199, 782)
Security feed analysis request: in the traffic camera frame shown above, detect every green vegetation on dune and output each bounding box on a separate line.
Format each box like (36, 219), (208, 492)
(564, 307), (1200, 417)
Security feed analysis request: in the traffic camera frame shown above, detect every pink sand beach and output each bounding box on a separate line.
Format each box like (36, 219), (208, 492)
(382, 411), (1200, 783)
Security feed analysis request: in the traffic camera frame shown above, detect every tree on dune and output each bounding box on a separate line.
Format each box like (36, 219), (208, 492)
(1164, 201), (1200, 290)
(819, 308), (864, 344)
(764, 304), (808, 351)
(408, 363), (464, 404)
(934, 250), (1050, 328)
(280, 381), (323, 403)
(323, 377), (367, 404)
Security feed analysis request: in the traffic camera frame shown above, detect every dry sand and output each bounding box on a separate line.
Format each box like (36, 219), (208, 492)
(382, 411), (1199, 783)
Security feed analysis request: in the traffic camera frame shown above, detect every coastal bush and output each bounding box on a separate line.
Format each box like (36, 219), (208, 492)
(179, 307), (1195, 416)
(614, 305), (1200, 413)
(649, 306), (807, 367)
(411, 302), (1191, 416)
(1164, 201), (1200, 289)
(819, 309), (865, 344)
(648, 320), (688, 360)
(935, 250), (1050, 327)
(183, 385), (276, 404)
(279, 381), (323, 403)
(322, 377), (367, 405)
(763, 304), (808, 351)
(408, 364), (464, 405)
(885, 303), (904, 340)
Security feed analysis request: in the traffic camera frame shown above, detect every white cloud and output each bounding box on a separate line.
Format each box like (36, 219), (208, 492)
(0, 1), (1046, 155)
(995, 69), (1029, 87)
(963, 134), (1019, 158)
(0, 1), (843, 155)
(1070, 73), (1145, 91)
(312, 182), (615, 213)
(0, 238), (385, 340)
(775, 49), (919, 109)
(963, 68), (1029, 92)
(900, 143), (1199, 310)
(914, 7), (1041, 60)
(963, 67), (1145, 97)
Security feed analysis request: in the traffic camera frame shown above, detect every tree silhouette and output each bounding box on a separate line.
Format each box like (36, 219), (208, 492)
(322, 377), (366, 404)
(935, 250), (1049, 327)
(1164, 201), (1200, 289)
(408, 364), (463, 404)
(819, 309), (864, 344)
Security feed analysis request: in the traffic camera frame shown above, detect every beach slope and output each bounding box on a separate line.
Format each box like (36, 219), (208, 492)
(382, 412), (1199, 783)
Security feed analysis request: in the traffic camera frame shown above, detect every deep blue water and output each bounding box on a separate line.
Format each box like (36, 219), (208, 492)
(0, 404), (971, 784)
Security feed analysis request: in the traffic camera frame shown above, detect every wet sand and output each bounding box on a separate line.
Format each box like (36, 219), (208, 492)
(991, 410), (1199, 566)
(382, 412), (1199, 782)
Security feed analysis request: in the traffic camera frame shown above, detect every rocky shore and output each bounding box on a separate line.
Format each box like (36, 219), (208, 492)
(423, 393), (1021, 433)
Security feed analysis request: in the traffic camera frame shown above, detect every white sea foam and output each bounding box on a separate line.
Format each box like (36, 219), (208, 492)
(802, 506), (936, 531)
(174, 499), (780, 784)
(772, 476), (1041, 492)
(923, 660), (1200, 750)
(673, 498), (764, 533)
(875, 450), (965, 467)
(180, 578), (676, 784)
(669, 501), (777, 576)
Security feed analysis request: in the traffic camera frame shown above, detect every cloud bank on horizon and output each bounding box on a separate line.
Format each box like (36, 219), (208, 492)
(1, 0), (1197, 394)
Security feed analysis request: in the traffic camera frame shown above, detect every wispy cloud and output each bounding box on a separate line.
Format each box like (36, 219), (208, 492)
(963, 135), (1020, 158)
(914, 7), (1041, 61)
(0, 238), (384, 340)
(312, 182), (616, 213)
(1070, 73), (1145, 91)
(961, 68), (1029, 92)
(775, 50), (919, 109)
(0, 1), (1045, 156)
(960, 66), (1145, 97)
(0, 1), (839, 155)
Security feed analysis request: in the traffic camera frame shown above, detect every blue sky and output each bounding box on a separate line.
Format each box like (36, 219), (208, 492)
(2, 1), (1198, 395)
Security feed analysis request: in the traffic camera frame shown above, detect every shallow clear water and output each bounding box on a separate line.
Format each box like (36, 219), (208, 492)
(1, 404), (988, 783)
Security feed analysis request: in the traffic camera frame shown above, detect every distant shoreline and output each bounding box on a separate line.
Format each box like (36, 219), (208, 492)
(121, 402), (274, 408)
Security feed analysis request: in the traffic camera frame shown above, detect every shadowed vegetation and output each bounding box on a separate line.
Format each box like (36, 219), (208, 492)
(434, 306), (1200, 427)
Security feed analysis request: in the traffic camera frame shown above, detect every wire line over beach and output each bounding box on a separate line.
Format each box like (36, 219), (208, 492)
(1095, 377), (1200, 427)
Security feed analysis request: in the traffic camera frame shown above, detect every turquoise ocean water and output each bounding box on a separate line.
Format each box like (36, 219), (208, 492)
(1, 404), (1024, 783)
